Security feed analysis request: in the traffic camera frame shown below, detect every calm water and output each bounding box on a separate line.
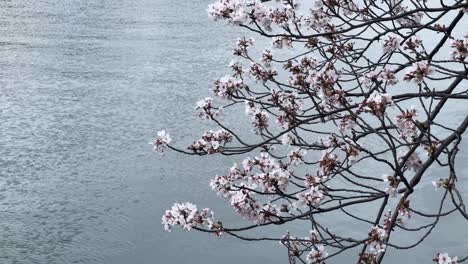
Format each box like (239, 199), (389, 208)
(0, 1), (467, 263)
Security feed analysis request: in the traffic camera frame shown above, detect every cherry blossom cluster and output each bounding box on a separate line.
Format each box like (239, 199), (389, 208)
(312, 64), (345, 109)
(433, 252), (458, 264)
(450, 37), (468, 61)
(284, 56), (317, 91)
(270, 90), (304, 128)
(432, 178), (453, 191)
(250, 62), (278, 82)
(159, 0), (468, 263)
(359, 92), (393, 117)
(207, 0), (249, 25)
(366, 226), (387, 253)
(195, 97), (223, 120)
(162, 202), (214, 231)
(209, 153), (291, 222)
(403, 36), (424, 54)
(397, 198), (412, 225)
(403, 61), (433, 84)
(233, 37), (254, 57)
(189, 129), (233, 154)
(153, 130), (171, 153)
(245, 100), (270, 133)
(395, 107), (419, 140)
(360, 68), (399, 89)
(318, 150), (340, 176)
(294, 186), (325, 208)
(320, 135), (360, 164)
(383, 35), (400, 54)
(306, 245), (328, 264)
(304, 5), (331, 32)
(382, 174), (400, 197)
(272, 36), (293, 49)
(213, 75), (245, 99)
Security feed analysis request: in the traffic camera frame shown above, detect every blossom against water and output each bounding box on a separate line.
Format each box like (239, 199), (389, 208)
(213, 75), (245, 99)
(207, 0), (249, 24)
(403, 61), (433, 84)
(230, 188), (262, 221)
(395, 107), (418, 140)
(272, 36), (293, 49)
(162, 202), (214, 231)
(189, 129), (233, 154)
(295, 186), (324, 208)
(366, 226), (387, 253)
(403, 36), (423, 53)
(432, 178), (452, 191)
(382, 174), (399, 197)
(233, 37), (254, 57)
(153, 130), (172, 153)
(359, 92), (393, 117)
(306, 245), (328, 264)
(195, 97), (223, 120)
(319, 150), (339, 176)
(398, 148), (423, 172)
(433, 252), (458, 264)
(287, 148), (307, 166)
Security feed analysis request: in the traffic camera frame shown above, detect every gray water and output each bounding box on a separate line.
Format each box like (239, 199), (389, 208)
(0, 0), (467, 263)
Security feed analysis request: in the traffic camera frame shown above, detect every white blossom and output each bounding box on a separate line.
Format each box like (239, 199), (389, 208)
(162, 202), (214, 231)
(404, 61), (433, 84)
(306, 245), (328, 263)
(295, 186), (324, 207)
(287, 148), (307, 166)
(153, 130), (172, 153)
(434, 252), (458, 264)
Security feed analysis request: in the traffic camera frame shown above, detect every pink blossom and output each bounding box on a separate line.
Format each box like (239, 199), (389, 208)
(281, 132), (294, 145)
(257, 203), (279, 224)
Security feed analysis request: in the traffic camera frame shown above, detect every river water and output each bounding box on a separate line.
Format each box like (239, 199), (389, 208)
(0, 0), (467, 263)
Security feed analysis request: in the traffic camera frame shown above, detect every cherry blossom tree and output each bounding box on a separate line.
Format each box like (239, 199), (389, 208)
(154, 0), (468, 263)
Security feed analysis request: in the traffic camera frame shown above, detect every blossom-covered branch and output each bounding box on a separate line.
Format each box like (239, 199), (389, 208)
(156, 0), (468, 263)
